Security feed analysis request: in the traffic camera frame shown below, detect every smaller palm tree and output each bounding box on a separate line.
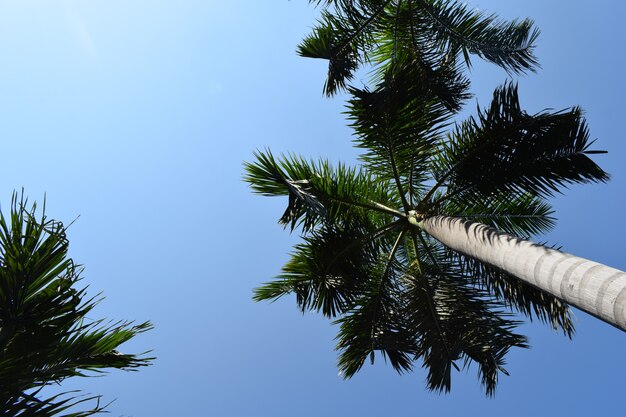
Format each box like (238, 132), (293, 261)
(244, 73), (612, 393)
(0, 194), (153, 416)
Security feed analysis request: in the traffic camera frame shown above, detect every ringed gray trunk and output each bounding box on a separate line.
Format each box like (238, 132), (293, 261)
(418, 215), (626, 332)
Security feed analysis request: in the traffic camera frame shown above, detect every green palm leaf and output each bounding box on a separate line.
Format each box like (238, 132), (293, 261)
(441, 190), (555, 237)
(411, 0), (539, 73)
(244, 149), (402, 231)
(298, 11), (362, 96)
(455, 253), (575, 337)
(335, 231), (417, 377)
(406, 232), (528, 394)
(254, 215), (399, 317)
(431, 83), (609, 202)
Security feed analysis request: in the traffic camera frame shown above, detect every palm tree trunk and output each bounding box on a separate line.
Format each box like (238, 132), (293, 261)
(417, 215), (626, 332)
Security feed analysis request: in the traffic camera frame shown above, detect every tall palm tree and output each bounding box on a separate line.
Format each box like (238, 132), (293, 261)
(243, 1), (621, 393)
(0, 194), (153, 416)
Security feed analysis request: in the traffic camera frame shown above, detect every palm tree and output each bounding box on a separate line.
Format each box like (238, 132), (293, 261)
(0, 194), (153, 416)
(243, 1), (621, 393)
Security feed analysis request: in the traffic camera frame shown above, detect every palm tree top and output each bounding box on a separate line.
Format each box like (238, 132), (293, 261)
(244, 79), (608, 394)
(245, 0), (609, 396)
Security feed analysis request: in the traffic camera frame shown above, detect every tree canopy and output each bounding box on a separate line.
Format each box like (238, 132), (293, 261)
(244, 0), (608, 394)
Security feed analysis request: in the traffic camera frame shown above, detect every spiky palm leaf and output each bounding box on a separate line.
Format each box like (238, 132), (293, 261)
(0, 194), (153, 416)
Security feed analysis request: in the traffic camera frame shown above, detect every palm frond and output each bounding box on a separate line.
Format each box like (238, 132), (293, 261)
(254, 216), (400, 317)
(335, 234), (418, 377)
(244, 149), (402, 232)
(298, 12), (361, 96)
(405, 239), (528, 395)
(412, 0), (540, 73)
(2, 390), (107, 417)
(441, 191), (555, 238)
(432, 83), (609, 201)
(302, 0), (539, 95)
(299, 1), (394, 96)
(368, 37), (471, 113)
(347, 53), (460, 207)
(455, 253), (575, 337)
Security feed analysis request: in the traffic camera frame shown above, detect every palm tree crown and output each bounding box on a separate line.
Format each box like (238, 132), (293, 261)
(244, 0), (609, 394)
(0, 195), (153, 416)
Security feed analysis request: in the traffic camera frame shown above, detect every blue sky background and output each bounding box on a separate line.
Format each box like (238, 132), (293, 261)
(0, 1), (624, 416)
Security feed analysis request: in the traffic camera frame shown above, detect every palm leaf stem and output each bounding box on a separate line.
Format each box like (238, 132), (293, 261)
(404, 0), (465, 114)
(405, 0), (447, 86)
(407, 159), (416, 207)
(392, 0), (405, 62)
(410, 230), (459, 370)
(329, 194), (405, 218)
(370, 230), (406, 354)
(419, 171), (451, 209)
(428, 184), (469, 209)
(387, 141), (411, 213)
(407, 0), (418, 54)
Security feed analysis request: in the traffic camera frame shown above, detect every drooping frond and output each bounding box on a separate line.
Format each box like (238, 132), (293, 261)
(454, 253), (575, 337)
(331, 228), (529, 395)
(335, 231), (418, 377)
(405, 234), (528, 395)
(254, 214), (400, 317)
(336, 285), (419, 378)
(431, 83), (609, 202)
(299, 1), (394, 96)
(3, 390), (107, 417)
(369, 7), (471, 112)
(411, 0), (540, 73)
(298, 11), (362, 96)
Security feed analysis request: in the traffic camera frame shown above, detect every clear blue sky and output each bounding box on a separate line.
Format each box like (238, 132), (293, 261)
(0, 1), (624, 416)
